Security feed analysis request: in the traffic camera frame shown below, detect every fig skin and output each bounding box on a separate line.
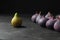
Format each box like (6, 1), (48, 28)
(45, 12), (53, 19)
(36, 11), (42, 23)
(54, 19), (60, 32)
(38, 16), (48, 27)
(31, 11), (38, 23)
(46, 18), (56, 29)
(11, 12), (22, 27)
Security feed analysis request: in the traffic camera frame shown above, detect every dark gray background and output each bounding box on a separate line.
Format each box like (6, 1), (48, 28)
(0, 0), (60, 16)
(0, 0), (60, 40)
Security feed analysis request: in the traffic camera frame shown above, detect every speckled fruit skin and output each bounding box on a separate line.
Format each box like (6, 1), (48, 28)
(54, 20), (60, 32)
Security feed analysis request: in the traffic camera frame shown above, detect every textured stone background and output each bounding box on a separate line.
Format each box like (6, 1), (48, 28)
(0, 15), (60, 40)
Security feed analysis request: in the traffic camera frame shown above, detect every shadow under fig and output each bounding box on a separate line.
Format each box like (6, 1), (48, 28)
(40, 24), (55, 31)
(47, 27), (54, 31)
(40, 25), (60, 32)
(14, 25), (26, 28)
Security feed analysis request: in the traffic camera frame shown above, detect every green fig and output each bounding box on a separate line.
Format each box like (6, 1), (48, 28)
(11, 12), (22, 27)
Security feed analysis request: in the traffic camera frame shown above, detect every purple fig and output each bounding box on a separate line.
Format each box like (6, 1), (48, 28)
(46, 16), (56, 29)
(36, 11), (42, 23)
(31, 11), (38, 23)
(38, 16), (48, 27)
(54, 17), (60, 31)
(45, 12), (53, 19)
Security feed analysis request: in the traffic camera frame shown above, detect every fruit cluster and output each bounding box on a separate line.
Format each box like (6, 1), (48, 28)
(31, 11), (60, 32)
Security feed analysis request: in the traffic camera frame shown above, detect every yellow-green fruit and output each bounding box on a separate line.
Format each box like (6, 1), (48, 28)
(11, 12), (22, 27)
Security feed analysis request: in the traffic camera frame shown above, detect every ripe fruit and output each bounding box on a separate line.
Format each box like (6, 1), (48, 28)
(46, 16), (56, 29)
(11, 12), (22, 27)
(45, 12), (52, 19)
(54, 17), (60, 31)
(36, 11), (42, 23)
(31, 11), (38, 23)
(38, 16), (48, 27)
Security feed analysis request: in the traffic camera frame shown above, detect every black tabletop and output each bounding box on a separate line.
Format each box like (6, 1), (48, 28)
(0, 15), (60, 40)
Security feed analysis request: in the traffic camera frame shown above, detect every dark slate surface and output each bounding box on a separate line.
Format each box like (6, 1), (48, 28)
(0, 15), (60, 40)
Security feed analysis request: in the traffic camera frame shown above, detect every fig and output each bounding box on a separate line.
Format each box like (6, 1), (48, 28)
(46, 16), (56, 29)
(36, 11), (42, 23)
(31, 11), (38, 23)
(45, 12), (52, 19)
(11, 12), (22, 27)
(54, 17), (60, 31)
(38, 16), (48, 27)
